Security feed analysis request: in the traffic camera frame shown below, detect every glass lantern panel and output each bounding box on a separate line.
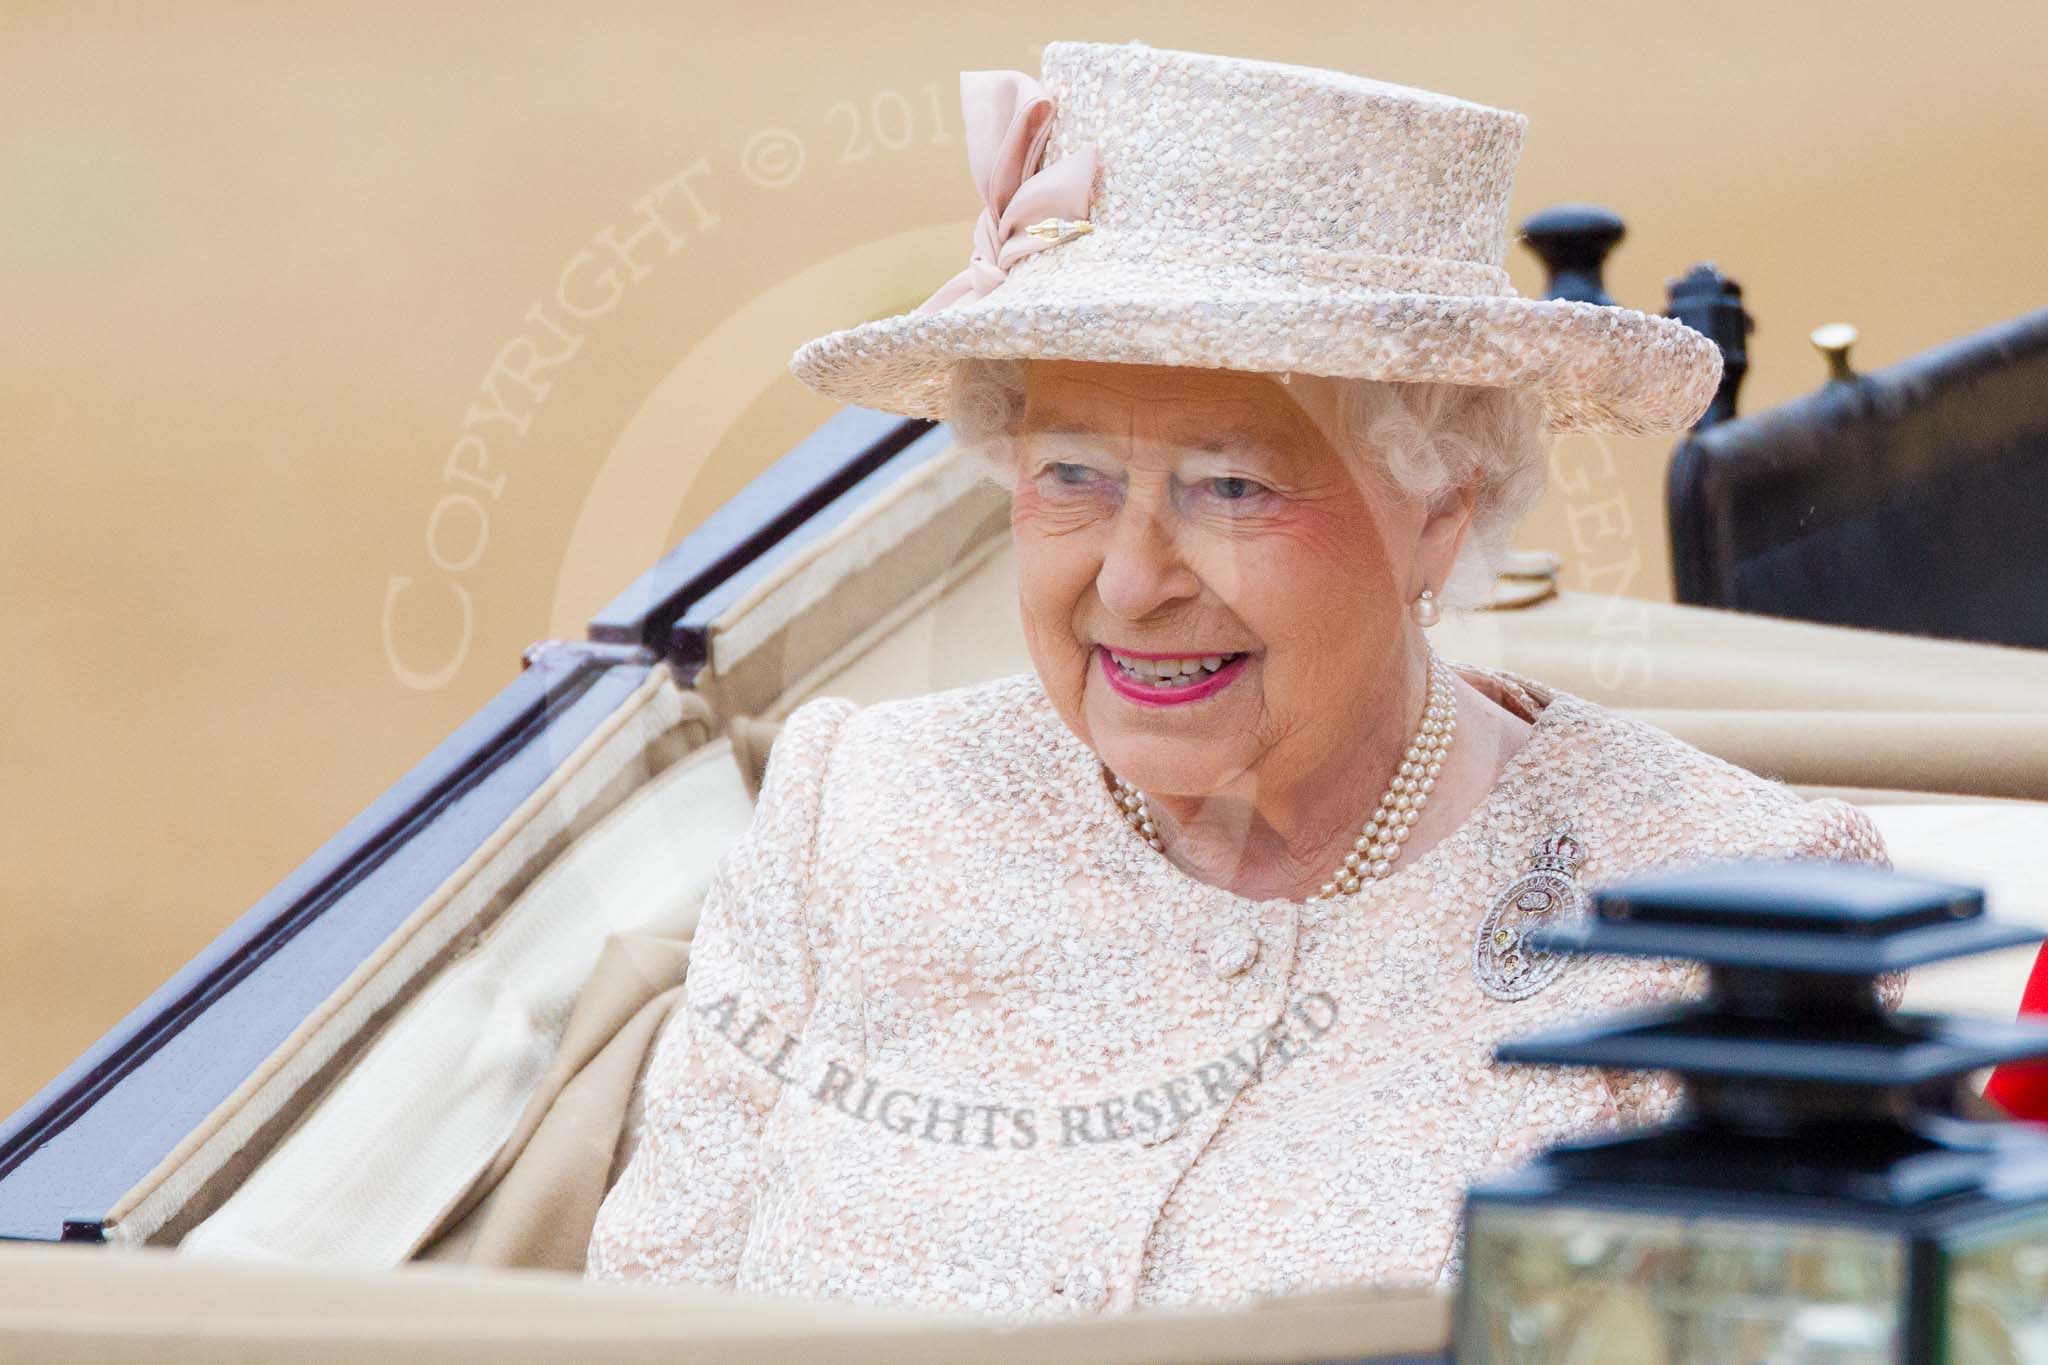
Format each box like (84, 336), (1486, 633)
(1462, 1203), (1904, 1364)
(1943, 1206), (2048, 1365)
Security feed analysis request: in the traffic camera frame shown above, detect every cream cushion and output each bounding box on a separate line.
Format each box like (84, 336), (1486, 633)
(0, 1241), (1452, 1365)
(178, 729), (756, 1266)
(1864, 803), (2048, 1017)
(103, 666), (711, 1250)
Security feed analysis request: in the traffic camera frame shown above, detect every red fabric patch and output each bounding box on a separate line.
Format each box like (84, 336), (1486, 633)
(1985, 944), (2048, 1121)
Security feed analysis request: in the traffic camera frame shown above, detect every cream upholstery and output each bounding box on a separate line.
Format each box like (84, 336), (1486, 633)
(106, 666), (713, 1251)
(179, 723), (756, 1266)
(1861, 803), (2048, 1017)
(0, 1241), (1452, 1364)
(696, 448), (1010, 723)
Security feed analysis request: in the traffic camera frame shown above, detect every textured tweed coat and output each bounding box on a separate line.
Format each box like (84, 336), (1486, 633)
(586, 663), (1893, 1317)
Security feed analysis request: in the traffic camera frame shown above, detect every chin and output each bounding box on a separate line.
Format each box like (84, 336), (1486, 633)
(1080, 700), (1242, 798)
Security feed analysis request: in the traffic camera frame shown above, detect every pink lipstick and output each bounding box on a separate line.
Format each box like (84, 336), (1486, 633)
(1097, 645), (1250, 707)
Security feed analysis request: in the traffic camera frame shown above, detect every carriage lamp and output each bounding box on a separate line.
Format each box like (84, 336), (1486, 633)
(1455, 860), (2048, 1365)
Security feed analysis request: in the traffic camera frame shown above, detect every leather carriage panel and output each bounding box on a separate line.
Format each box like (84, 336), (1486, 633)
(1669, 307), (2048, 648)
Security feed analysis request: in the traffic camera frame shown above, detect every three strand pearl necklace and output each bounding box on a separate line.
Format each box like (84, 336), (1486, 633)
(1110, 651), (1458, 902)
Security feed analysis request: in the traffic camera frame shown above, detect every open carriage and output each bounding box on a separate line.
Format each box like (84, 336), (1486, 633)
(4, 215), (2047, 1362)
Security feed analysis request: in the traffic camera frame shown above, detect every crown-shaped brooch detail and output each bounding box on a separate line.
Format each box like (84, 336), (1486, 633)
(1528, 825), (1586, 875)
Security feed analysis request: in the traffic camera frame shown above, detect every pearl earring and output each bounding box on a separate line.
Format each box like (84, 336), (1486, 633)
(1412, 588), (1439, 628)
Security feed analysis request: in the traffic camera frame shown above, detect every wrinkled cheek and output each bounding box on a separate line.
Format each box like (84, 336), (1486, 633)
(1009, 518), (1098, 726)
(1215, 515), (1407, 721)
(1308, 505), (1401, 594)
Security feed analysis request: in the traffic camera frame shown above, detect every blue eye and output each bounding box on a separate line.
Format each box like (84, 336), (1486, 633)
(1208, 476), (1263, 500)
(1049, 462), (1096, 485)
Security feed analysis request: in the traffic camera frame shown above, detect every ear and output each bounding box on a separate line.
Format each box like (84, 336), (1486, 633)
(1412, 475), (1481, 599)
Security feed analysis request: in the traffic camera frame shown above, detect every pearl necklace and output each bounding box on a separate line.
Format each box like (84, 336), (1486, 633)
(1110, 652), (1458, 902)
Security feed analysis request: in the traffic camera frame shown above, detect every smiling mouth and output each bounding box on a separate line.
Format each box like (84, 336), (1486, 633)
(1102, 648), (1249, 689)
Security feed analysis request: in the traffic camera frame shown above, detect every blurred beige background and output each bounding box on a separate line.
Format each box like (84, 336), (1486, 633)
(3, 2), (2044, 1114)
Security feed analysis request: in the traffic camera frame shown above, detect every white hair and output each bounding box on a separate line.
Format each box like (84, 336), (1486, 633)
(940, 357), (1553, 609)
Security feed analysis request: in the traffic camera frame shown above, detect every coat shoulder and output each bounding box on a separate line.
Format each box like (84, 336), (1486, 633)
(785, 673), (1086, 834)
(823, 671), (1071, 779)
(1525, 681), (1890, 873)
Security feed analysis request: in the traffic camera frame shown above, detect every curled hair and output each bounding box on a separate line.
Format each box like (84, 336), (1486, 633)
(941, 357), (1552, 610)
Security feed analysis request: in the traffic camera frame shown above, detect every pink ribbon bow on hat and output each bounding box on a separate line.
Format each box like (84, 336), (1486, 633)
(915, 69), (1099, 314)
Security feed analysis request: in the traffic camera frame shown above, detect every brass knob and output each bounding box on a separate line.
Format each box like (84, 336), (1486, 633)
(1811, 322), (1859, 383)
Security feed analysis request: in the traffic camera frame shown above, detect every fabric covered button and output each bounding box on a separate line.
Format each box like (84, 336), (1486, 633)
(1209, 926), (1260, 978)
(1059, 1263), (1108, 1311)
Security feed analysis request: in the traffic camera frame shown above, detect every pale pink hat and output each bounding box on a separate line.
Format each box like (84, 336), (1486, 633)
(789, 39), (1722, 436)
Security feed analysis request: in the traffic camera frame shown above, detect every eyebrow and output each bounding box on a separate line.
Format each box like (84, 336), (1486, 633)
(1023, 420), (1104, 440)
(1024, 420), (1275, 457)
(1186, 429), (1274, 457)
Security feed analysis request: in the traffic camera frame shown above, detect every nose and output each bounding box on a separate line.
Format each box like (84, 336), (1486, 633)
(1095, 487), (1201, 622)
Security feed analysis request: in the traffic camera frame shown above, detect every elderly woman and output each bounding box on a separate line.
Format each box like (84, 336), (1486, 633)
(587, 39), (1893, 1314)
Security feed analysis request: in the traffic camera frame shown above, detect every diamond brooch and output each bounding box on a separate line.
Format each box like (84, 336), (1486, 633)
(1473, 823), (1589, 1002)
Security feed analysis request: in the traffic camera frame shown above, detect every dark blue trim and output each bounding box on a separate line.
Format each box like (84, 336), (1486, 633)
(588, 408), (938, 661)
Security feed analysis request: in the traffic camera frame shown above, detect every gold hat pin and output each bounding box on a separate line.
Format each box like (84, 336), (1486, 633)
(1025, 217), (1094, 245)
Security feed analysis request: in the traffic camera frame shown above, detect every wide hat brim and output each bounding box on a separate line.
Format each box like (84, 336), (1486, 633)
(789, 262), (1723, 437)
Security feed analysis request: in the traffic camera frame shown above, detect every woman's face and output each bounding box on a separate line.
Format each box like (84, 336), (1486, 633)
(1010, 360), (1471, 802)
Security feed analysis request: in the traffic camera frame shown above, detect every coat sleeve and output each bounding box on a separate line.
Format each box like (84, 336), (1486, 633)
(1598, 795), (1902, 1128)
(584, 694), (857, 1287)
(1801, 799), (1908, 1009)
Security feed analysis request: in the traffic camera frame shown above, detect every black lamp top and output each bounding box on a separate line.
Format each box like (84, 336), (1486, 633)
(1532, 859), (2041, 975)
(1496, 1002), (2048, 1085)
(1482, 859), (2048, 1214)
